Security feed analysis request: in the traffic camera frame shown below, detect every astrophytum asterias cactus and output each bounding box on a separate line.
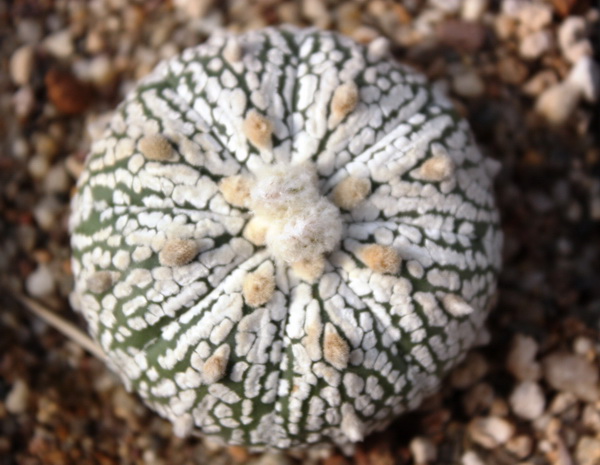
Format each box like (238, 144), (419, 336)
(70, 26), (503, 450)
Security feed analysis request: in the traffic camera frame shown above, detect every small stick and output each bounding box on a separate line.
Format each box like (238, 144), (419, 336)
(15, 293), (106, 360)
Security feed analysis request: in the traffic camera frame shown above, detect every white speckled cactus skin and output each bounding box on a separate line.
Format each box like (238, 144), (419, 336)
(69, 26), (502, 451)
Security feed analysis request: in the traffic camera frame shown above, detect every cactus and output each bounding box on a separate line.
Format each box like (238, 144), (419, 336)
(70, 26), (503, 451)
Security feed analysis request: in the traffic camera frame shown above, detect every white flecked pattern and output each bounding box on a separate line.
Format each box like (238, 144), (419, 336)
(69, 26), (502, 451)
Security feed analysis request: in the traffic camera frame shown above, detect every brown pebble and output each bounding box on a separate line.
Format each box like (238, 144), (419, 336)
(437, 20), (487, 52)
(551, 0), (579, 16)
(227, 445), (250, 463)
(498, 55), (530, 85)
(322, 454), (351, 465)
(45, 68), (93, 115)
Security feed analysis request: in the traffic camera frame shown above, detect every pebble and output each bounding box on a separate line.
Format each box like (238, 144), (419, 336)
(42, 29), (75, 59)
(173, 0), (215, 19)
(25, 264), (55, 298)
(409, 436), (437, 464)
(28, 154), (50, 180)
(552, 0), (579, 17)
(506, 334), (541, 381)
(535, 81), (580, 125)
(489, 398), (509, 417)
(33, 133), (59, 160)
(463, 382), (495, 416)
(543, 352), (599, 402)
(257, 452), (291, 465)
(302, 0), (331, 29)
(5, 379), (29, 414)
(44, 163), (71, 194)
(505, 435), (533, 459)
(567, 56), (600, 103)
(32, 196), (63, 232)
(429, 0), (462, 14)
(9, 45), (35, 86)
(575, 436), (600, 465)
(461, 0), (488, 22)
(582, 405), (600, 432)
(516, 3), (553, 31)
(498, 55), (529, 85)
(509, 381), (546, 420)
(74, 55), (115, 87)
(549, 392), (578, 415)
(501, 0), (525, 17)
(519, 30), (553, 60)
(45, 68), (93, 115)
(461, 450), (485, 465)
(451, 352), (488, 389)
(452, 69), (485, 98)
(558, 16), (592, 64)
(13, 86), (36, 119)
(573, 336), (595, 358)
(468, 416), (515, 448)
(494, 14), (517, 40)
(523, 69), (558, 96)
(16, 19), (43, 44)
(437, 20), (486, 52)
(227, 445), (249, 462)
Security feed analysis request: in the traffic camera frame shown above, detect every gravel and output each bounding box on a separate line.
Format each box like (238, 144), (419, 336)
(5, 379), (29, 415)
(543, 352), (599, 402)
(9, 45), (34, 86)
(509, 381), (546, 420)
(1, 1), (599, 464)
(468, 416), (515, 448)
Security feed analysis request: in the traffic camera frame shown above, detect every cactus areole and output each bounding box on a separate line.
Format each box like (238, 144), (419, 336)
(70, 26), (502, 451)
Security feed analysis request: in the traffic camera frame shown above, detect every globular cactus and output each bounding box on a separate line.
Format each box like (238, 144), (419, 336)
(70, 26), (502, 451)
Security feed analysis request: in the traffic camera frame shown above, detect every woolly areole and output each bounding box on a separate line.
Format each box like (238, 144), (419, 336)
(70, 26), (502, 451)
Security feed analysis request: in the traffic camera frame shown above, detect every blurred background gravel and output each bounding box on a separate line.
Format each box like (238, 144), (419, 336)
(1, 1), (599, 464)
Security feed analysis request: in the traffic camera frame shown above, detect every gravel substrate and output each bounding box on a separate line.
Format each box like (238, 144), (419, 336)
(1, 1), (599, 464)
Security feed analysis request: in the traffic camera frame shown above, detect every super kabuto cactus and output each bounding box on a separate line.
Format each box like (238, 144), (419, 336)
(70, 26), (503, 450)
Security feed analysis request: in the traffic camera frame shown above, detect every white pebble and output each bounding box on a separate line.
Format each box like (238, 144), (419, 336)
(43, 29), (74, 59)
(567, 56), (600, 103)
(506, 334), (541, 381)
(501, 0), (524, 16)
(452, 70), (484, 98)
(44, 162), (71, 194)
(543, 352), (599, 402)
(519, 30), (553, 60)
(468, 416), (515, 448)
(509, 381), (545, 420)
(33, 197), (62, 232)
(576, 436), (600, 465)
(430, 0), (462, 13)
(28, 154), (50, 180)
(9, 45), (34, 86)
(517, 3), (553, 31)
(461, 450), (485, 465)
(17, 19), (43, 44)
(535, 81), (580, 125)
(13, 86), (35, 119)
(5, 379), (29, 414)
(409, 436), (437, 464)
(26, 264), (55, 298)
(559, 16), (593, 64)
(461, 0), (489, 21)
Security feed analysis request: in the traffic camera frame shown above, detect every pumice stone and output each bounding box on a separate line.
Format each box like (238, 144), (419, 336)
(69, 26), (503, 451)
